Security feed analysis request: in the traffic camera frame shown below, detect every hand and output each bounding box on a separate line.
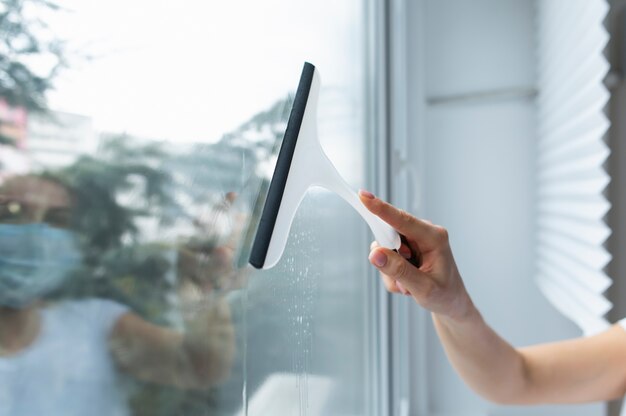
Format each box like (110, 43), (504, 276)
(183, 296), (236, 385)
(177, 191), (247, 293)
(359, 190), (476, 321)
(177, 244), (235, 292)
(110, 295), (235, 389)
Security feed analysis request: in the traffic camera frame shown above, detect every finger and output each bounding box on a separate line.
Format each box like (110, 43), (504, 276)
(370, 241), (401, 293)
(375, 239), (414, 261)
(398, 243), (412, 259)
(368, 247), (429, 294)
(380, 272), (402, 294)
(395, 280), (411, 296)
(377, 237), (414, 261)
(379, 272), (410, 295)
(225, 191), (237, 204)
(358, 190), (440, 246)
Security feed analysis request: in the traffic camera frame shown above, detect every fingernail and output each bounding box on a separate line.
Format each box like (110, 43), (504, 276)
(369, 250), (387, 267)
(359, 189), (375, 199)
(396, 280), (409, 295)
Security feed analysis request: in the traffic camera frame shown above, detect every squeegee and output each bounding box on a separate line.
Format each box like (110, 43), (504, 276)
(249, 62), (401, 269)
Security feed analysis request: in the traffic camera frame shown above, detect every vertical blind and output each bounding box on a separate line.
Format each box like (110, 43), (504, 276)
(535, 0), (612, 335)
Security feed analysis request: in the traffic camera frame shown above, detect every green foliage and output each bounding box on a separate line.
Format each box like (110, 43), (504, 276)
(43, 134), (180, 320)
(0, 132), (15, 145)
(53, 134), (176, 260)
(0, 0), (66, 111)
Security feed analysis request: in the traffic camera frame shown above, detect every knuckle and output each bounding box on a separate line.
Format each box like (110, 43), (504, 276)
(423, 280), (437, 299)
(387, 285), (400, 294)
(433, 225), (449, 243)
(398, 209), (414, 226)
(415, 279), (435, 302)
(391, 256), (409, 280)
(369, 198), (384, 213)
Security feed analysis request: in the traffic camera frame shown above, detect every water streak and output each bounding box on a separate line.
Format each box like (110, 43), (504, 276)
(242, 286), (248, 415)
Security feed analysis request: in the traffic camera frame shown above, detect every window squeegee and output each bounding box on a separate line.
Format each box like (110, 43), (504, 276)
(249, 62), (401, 269)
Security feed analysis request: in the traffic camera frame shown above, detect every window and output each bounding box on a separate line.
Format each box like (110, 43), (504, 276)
(0, 1), (383, 415)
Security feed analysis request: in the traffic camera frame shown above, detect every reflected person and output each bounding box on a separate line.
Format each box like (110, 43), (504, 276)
(0, 175), (235, 416)
(359, 189), (626, 406)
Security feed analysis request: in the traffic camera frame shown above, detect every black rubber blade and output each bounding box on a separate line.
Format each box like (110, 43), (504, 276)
(248, 62), (315, 269)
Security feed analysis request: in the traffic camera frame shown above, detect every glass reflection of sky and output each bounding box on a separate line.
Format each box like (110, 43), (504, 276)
(46, 0), (361, 144)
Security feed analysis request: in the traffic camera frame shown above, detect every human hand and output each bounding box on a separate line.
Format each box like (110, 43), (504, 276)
(183, 296), (236, 385)
(109, 295), (235, 389)
(177, 244), (234, 291)
(359, 190), (476, 321)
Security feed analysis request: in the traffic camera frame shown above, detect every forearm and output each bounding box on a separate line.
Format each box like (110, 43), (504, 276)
(432, 307), (530, 404)
(517, 325), (626, 403)
(182, 307), (235, 387)
(434, 309), (626, 405)
(361, 193), (626, 405)
(111, 303), (235, 389)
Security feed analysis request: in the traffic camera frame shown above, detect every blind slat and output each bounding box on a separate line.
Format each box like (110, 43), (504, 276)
(537, 174), (609, 198)
(538, 215), (611, 246)
(535, 0), (611, 336)
(538, 197), (610, 222)
(537, 249), (612, 293)
(536, 277), (611, 334)
(539, 128), (610, 162)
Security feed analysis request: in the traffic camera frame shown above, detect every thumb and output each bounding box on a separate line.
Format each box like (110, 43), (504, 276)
(369, 247), (429, 295)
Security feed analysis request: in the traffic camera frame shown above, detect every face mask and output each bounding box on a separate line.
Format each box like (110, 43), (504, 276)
(0, 223), (82, 308)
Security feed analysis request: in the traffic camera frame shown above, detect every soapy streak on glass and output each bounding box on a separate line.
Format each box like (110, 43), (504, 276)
(244, 196), (320, 416)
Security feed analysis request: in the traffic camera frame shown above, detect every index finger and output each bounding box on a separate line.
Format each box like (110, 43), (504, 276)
(359, 190), (441, 248)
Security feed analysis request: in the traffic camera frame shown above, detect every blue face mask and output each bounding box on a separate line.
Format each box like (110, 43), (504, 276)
(0, 223), (82, 309)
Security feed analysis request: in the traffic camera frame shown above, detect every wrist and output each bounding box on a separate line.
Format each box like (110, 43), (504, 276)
(435, 294), (481, 327)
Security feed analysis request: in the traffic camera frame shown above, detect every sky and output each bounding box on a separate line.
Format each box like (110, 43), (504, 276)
(43, 0), (362, 144)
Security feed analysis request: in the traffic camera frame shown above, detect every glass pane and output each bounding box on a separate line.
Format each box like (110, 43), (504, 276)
(0, 1), (372, 415)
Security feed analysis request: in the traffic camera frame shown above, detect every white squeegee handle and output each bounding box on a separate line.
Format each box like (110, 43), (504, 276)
(261, 66), (401, 269)
(311, 144), (402, 252)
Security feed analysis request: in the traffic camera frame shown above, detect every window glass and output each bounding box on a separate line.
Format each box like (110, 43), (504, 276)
(0, 1), (372, 415)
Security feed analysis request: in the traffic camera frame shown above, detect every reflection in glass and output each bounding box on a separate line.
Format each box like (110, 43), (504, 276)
(0, 0), (369, 414)
(0, 149), (251, 415)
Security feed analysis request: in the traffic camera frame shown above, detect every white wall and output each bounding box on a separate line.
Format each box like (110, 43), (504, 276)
(405, 1), (606, 414)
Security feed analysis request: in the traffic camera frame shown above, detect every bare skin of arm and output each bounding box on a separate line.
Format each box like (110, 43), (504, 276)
(108, 214), (240, 390)
(359, 190), (626, 405)
(108, 297), (235, 390)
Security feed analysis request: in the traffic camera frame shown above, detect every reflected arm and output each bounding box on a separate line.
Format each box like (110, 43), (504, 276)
(108, 297), (235, 389)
